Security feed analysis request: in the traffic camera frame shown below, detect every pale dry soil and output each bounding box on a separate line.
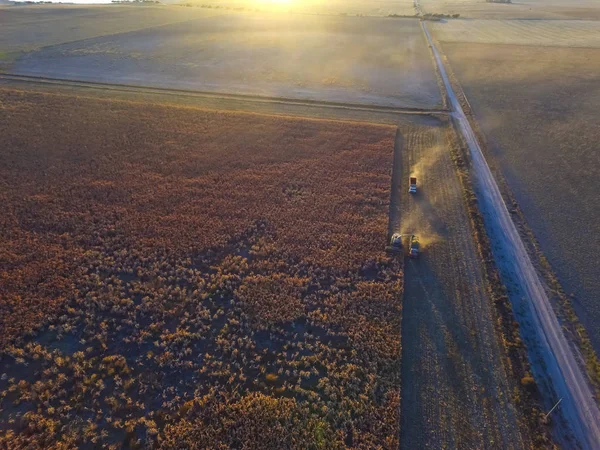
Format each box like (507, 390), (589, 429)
(420, 0), (600, 20)
(183, 0), (416, 17)
(440, 43), (600, 355)
(429, 19), (600, 48)
(9, 13), (442, 109)
(0, 5), (223, 53)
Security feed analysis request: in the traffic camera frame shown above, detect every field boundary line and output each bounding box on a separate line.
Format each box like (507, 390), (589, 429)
(0, 73), (449, 116)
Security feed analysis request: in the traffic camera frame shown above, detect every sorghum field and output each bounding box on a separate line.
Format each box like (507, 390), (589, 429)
(0, 88), (402, 448)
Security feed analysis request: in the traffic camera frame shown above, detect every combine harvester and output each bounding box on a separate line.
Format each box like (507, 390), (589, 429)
(386, 233), (420, 258)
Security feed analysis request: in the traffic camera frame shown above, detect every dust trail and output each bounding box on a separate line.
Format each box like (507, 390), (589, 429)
(400, 140), (447, 249)
(409, 142), (444, 180)
(416, 232), (442, 248)
(399, 214), (443, 250)
(422, 21), (600, 449)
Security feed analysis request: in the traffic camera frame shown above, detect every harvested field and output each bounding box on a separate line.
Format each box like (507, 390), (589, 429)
(438, 43), (600, 358)
(0, 88), (402, 448)
(396, 122), (531, 449)
(185, 0), (416, 17)
(0, 5), (222, 53)
(8, 13), (442, 109)
(429, 19), (600, 48)
(419, 0), (600, 20)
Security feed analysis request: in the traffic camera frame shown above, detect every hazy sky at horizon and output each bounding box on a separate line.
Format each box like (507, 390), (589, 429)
(11, 0), (139, 3)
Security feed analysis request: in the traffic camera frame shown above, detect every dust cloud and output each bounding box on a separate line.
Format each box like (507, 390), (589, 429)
(410, 142), (444, 180)
(398, 141), (448, 250)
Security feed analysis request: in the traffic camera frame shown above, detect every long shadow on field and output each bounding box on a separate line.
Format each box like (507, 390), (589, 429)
(397, 124), (521, 449)
(387, 128), (403, 237)
(400, 247), (483, 449)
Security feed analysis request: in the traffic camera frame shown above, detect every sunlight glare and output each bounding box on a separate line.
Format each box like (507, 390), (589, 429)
(255, 0), (293, 9)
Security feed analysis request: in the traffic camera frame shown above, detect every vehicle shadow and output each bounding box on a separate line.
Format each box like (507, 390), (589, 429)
(397, 122), (517, 448)
(387, 128), (403, 238)
(400, 250), (483, 449)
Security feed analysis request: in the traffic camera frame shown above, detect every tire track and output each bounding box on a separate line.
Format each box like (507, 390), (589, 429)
(398, 124), (523, 449)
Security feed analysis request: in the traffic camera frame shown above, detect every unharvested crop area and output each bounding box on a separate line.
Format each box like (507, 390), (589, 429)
(439, 43), (600, 358)
(9, 13), (442, 109)
(0, 89), (402, 448)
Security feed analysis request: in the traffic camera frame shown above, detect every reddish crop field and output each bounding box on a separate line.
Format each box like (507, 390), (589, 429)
(0, 89), (402, 448)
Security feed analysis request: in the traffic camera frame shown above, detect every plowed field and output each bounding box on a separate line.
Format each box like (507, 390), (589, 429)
(9, 13), (442, 109)
(0, 5), (222, 53)
(439, 42), (600, 357)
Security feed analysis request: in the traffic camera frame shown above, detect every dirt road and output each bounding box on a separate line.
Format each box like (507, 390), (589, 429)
(395, 122), (524, 449)
(422, 22), (600, 449)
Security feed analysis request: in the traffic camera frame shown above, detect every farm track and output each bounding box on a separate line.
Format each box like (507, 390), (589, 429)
(396, 124), (523, 449)
(0, 73), (448, 116)
(423, 22), (600, 448)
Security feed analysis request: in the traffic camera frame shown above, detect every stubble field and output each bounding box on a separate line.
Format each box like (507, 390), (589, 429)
(396, 124), (535, 449)
(419, 0), (600, 20)
(183, 0), (416, 17)
(429, 19), (600, 48)
(438, 42), (600, 355)
(0, 5), (223, 54)
(8, 13), (442, 109)
(0, 89), (403, 448)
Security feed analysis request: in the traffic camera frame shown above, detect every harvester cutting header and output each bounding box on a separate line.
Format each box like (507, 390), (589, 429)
(386, 233), (420, 258)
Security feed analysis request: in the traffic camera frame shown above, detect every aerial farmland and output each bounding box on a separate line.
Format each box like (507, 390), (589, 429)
(1, 1), (599, 448)
(8, 13), (441, 108)
(438, 41), (600, 348)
